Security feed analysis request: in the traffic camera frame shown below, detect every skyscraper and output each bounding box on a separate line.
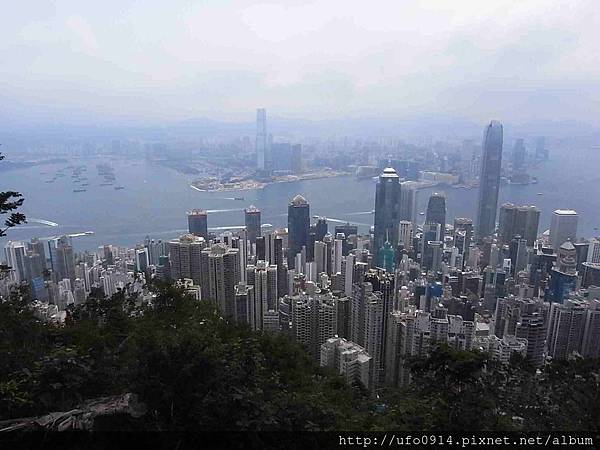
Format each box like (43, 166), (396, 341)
(425, 192), (446, 238)
(52, 236), (76, 285)
(246, 260), (278, 329)
(399, 181), (418, 225)
(290, 291), (337, 358)
(535, 136), (547, 161)
(549, 209), (578, 250)
(373, 167), (401, 265)
(244, 205), (261, 245)
(291, 144), (302, 174)
(287, 195), (310, 269)
(188, 209), (208, 239)
(475, 120), (503, 241)
(512, 138), (526, 171)
(4, 241), (27, 282)
(168, 234), (206, 284)
(498, 203), (541, 246)
(256, 108), (268, 171)
(200, 243), (241, 318)
(515, 313), (546, 368)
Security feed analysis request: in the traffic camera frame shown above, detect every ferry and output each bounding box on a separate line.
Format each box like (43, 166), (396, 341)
(233, 197), (245, 201)
(114, 186), (125, 190)
(73, 189), (86, 193)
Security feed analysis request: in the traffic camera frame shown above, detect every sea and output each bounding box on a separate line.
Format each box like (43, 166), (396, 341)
(1, 147), (599, 253)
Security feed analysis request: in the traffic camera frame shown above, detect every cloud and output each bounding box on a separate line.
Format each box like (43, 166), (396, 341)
(1, 0), (599, 125)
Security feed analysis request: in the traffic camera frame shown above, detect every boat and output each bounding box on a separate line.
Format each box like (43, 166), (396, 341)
(73, 189), (86, 193)
(100, 182), (113, 186)
(233, 197), (245, 201)
(537, 192), (543, 196)
(114, 186), (125, 190)
(419, 211), (425, 216)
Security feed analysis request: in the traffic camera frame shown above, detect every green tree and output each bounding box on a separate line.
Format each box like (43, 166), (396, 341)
(0, 151), (27, 278)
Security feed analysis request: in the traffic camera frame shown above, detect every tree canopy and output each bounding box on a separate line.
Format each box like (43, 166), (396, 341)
(1, 283), (599, 431)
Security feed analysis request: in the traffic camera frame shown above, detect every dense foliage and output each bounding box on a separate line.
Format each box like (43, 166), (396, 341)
(1, 283), (599, 431)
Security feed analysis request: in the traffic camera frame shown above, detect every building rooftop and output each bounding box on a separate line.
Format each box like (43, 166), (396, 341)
(381, 167), (399, 177)
(554, 209), (578, 215)
(187, 209), (207, 216)
(290, 194), (308, 206)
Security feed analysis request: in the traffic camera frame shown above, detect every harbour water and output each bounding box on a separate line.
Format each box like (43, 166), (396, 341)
(2, 147), (599, 252)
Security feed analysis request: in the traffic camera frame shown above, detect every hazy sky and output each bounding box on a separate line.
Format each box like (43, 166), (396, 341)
(2, 0), (599, 125)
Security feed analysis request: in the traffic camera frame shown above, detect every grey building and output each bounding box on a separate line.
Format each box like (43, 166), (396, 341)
(287, 195), (310, 269)
(188, 209), (208, 239)
(425, 192), (446, 239)
(549, 209), (578, 250)
(475, 120), (503, 241)
(373, 167), (402, 264)
(244, 205), (261, 245)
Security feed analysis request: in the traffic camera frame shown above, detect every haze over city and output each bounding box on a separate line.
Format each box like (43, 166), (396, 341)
(2, 0), (600, 444)
(2, 0), (600, 131)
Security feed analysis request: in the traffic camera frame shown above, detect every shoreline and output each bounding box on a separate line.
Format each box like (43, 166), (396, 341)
(190, 171), (350, 193)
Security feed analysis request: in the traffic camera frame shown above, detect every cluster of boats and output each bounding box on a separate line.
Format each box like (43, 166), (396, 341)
(43, 164), (125, 193)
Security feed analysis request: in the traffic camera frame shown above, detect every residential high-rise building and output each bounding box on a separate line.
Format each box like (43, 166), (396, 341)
(425, 192), (446, 238)
(385, 307), (476, 387)
(320, 337), (373, 390)
(515, 313), (547, 368)
(374, 168), (401, 265)
(290, 291), (337, 358)
(244, 205), (261, 245)
(4, 241), (27, 282)
(256, 108), (268, 171)
(188, 209), (208, 239)
(246, 260), (278, 329)
(168, 234), (206, 284)
(287, 195), (310, 269)
(549, 209), (578, 250)
(475, 120), (503, 240)
(200, 243), (241, 318)
(546, 299), (591, 360)
(234, 283), (256, 327)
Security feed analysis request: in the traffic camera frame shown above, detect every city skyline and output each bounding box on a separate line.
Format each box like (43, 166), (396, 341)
(2, 1), (600, 438)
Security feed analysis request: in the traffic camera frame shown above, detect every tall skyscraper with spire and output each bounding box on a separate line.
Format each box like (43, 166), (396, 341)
(373, 167), (401, 266)
(475, 120), (503, 241)
(256, 108), (268, 171)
